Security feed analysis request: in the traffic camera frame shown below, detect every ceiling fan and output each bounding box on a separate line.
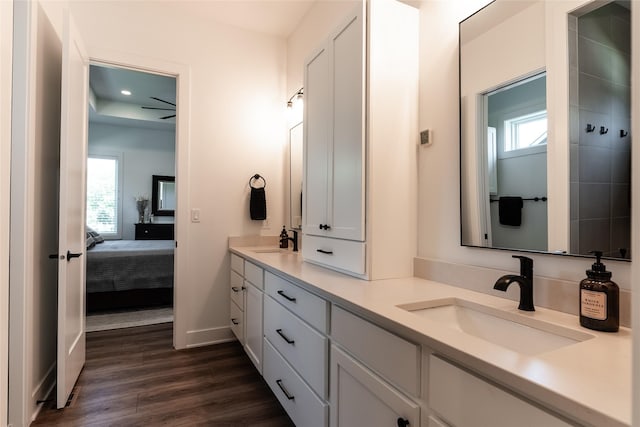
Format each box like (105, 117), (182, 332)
(141, 96), (176, 119)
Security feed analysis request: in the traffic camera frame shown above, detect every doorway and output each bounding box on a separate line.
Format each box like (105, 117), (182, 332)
(85, 63), (177, 331)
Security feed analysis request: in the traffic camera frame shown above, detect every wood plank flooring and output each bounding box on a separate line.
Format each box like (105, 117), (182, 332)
(33, 323), (295, 426)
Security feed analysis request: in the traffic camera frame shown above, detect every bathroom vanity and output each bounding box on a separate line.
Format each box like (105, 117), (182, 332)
(229, 246), (631, 427)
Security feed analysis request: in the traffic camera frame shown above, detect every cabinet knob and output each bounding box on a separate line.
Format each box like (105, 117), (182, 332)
(397, 418), (410, 427)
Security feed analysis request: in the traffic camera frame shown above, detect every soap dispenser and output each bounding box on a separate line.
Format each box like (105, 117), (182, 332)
(279, 226), (289, 249)
(579, 251), (619, 332)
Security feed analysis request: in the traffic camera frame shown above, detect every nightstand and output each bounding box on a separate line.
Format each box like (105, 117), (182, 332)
(134, 223), (174, 240)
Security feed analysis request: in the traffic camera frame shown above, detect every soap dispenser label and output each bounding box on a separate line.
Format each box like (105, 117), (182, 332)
(581, 289), (607, 320)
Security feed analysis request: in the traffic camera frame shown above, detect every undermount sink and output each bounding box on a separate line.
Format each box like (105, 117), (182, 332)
(397, 298), (594, 356)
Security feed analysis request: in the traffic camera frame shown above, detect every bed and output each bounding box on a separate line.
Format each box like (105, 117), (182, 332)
(86, 239), (174, 312)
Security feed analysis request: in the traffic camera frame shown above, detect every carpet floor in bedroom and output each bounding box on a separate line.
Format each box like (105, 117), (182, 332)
(86, 306), (174, 332)
(32, 323), (295, 426)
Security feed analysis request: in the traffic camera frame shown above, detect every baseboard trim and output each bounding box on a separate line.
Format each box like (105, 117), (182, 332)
(30, 362), (55, 422)
(185, 325), (235, 348)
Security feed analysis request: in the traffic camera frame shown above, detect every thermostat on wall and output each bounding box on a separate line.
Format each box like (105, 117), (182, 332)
(420, 129), (432, 146)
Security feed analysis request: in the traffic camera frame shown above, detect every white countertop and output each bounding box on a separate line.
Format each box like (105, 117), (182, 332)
(230, 246), (632, 427)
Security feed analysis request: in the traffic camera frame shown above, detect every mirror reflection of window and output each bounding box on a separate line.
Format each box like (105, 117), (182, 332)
(159, 181), (176, 210)
(484, 73), (548, 252)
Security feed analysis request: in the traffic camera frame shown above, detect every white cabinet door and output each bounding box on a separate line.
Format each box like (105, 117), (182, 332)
(303, 44), (331, 237)
(304, 5), (365, 243)
(330, 345), (419, 427)
(244, 281), (263, 374)
(329, 6), (365, 242)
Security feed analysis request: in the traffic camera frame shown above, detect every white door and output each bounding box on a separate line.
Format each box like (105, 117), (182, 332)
(56, 13), (88, 409)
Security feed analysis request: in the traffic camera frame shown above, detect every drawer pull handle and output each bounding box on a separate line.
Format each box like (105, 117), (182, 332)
(316, 249), (333, 255)
(276, 328), (295, 344)
(276, 379), (295, 400)
(397, 418), (410, 427)
(231, 318), (239, 325)
(231, 286), (241, 292)
(319, 224), (331, 230)
(277, 290), (297, 302)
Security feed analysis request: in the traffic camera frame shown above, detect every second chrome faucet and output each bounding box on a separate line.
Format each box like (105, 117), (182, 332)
(494, 255), (535, 311)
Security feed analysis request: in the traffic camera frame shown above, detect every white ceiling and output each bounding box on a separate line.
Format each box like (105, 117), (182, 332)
(190, 0), (316, 38)
(89, 64), (177, 130)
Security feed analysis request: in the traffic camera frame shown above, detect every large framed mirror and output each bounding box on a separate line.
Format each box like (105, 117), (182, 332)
(460, 0), (631, 260)
(152, 175), (175, 216)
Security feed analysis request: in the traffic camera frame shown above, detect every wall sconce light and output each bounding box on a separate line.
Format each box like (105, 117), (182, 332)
(287, 87), (304, 127)
(287, 88), (304, 108)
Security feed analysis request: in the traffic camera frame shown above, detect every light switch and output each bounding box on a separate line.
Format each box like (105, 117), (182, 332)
(191, 208), (201, 223)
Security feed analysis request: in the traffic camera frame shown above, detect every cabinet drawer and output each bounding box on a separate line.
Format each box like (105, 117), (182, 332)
(429, 355), (571, 427)
(134, 223), (174, 240)
(265, 271), (328, 333)
(230, 271), (244, 309)
(230, 301), (244, 343)
(263, 339), (328, 427)
(244, 260), (264, 289)
(230, 253), (244, 275)
(264, 296), (328, 398)
(302, 235), (365, 275)
(331, 305), (419, 396)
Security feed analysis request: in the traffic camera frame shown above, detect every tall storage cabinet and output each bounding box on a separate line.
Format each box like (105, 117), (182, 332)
(302, 0), (419, 280)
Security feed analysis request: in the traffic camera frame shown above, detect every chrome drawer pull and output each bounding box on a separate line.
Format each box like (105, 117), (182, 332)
(316, 249), (333, 255)
(276, 379), (295, 400)
(276, 328), (295, 345)
(277, 290), (297, 302)
(231, 318), (239, 325)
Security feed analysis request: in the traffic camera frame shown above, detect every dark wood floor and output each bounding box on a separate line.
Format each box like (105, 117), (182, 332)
(33, 323), (295, 426)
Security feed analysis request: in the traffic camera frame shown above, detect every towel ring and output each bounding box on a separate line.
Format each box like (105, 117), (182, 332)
(249, 174), (266, 189)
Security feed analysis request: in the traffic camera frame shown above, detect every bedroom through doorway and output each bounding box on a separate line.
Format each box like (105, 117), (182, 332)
(85, 64), (177, 332)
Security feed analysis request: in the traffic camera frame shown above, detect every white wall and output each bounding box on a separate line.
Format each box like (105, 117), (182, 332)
(89, 122), (176, 240)
(0, 1), (12, 424)
(40, 0), (288, 348)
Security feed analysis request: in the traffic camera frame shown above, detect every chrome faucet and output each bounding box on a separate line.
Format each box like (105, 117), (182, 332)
(493, 255), (534, 311)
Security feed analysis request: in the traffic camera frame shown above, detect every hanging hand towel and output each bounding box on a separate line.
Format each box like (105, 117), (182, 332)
(498, 196), (523, 226)
(249, 174), (267, 220)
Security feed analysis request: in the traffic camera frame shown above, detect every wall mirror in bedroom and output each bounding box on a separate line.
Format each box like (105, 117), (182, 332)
(152, 175), (176, 216)
(459, 0), (631, 260)
(85, 63), (176, 329)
